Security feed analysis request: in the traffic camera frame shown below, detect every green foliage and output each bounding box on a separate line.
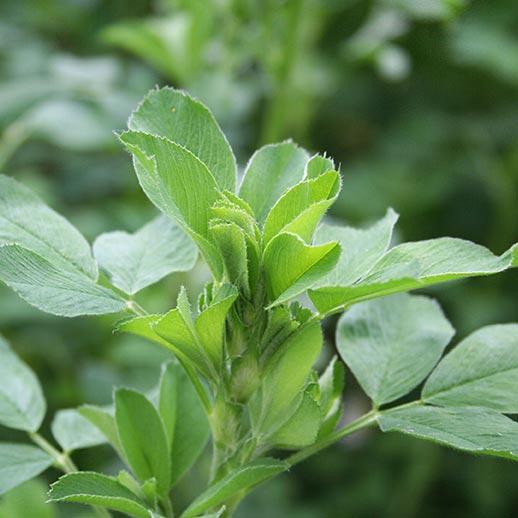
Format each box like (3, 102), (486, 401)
(0, 85), (516, 518)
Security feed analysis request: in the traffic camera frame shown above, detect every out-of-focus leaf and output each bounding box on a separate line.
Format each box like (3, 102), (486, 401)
(51, 409), (106, 453)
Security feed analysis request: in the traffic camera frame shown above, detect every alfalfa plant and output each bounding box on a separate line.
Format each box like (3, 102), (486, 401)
(0, 87), (517, 517)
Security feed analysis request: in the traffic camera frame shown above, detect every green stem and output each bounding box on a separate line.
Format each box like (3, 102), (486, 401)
(126, 299), (148, 316)
(29, 432), (111, 518)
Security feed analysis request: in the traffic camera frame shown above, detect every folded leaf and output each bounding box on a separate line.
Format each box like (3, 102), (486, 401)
(305, 154), (335, 178)
(94, 215), (197, 295)
(0, 175), (97, 279)
(263, 171), (341, 244)
(79, 405), (124, 459)
(0, 335), (45, 432)
(119, 131), (224, 278)
(239, 142), (309, 224)
(310, 237), (518, 314)
(128, 87), (237, 192)
(115, 389), (171, 496)
(253, 322), (323, 436)
(51, 409), (106, 453)
(159, 361), (210, 486)
(318, 357), (345, 437)
(0, 244), (126, 317)
(379, 405), (518, 461)
(423, 324), (518, 412)
(264, 232), (340, 307)
(0, 443), (52, 495)
(48, 472), (151, 518)
(181, 458), (288, 518)
(314, 208), (398, 287)
(337, 294), (454, 406)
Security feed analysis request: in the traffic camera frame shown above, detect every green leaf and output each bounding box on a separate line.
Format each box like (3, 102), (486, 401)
(128, 87), (237, 192)
(263, 171), (341, 244)
(336, 294), (454, 406)
(158, 361), (210, 486)
(310, 237), (518, 315)
(239, 142), (309, 224)
(318, 357), (345, 437)
(314, 208), (398, 287)
(305, 154), (336, 178)
(48, 472), (151, 518)
(379, 405), (518, 461)
(79, 405), (124, 458)
(422, 324), (518, 412)
(0, 479), (57, 518)
(195, 284), (238, 367)
(93, 215), (197, 295)
(271, 384), (322, 448)
(0, 335), (45, 432)
(0, 175), (97, 279)
(0, 443), (52, 495)
(263, 232), (341, 307)
(51, 409), (106, 453)
(181, 458), (288, 518)
(119, 130), (224, 278)
(253, 322), (323, 436)
(0, 244), (126, 317)
(115, 389), (171, 496)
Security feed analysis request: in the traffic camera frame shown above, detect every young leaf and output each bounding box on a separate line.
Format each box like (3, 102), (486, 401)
(305, 154), (335, 178)
(314, 208), (398, 287)
(115, 388), (171, 496)
(79, 405), (124, 458)
(239, 142), (309, 224)
(93, 215), (197, 295)
(0, 244), (126, 317)
(263, 171), (341, 244)
(0, 335), (45, 432)
(181, 458), (288, 518)
(119, 131), (224, 278)
(0, 443), (52, 495)
(318, 357), (345, 437)
(159, 361), (210, 486)
(422, 324), (518, 412)
(310, 237), (518, 314)
(0, 175), (97, 279)
(128, 87), (237, 192)
(195, 284), (238, 367)
(336, 294), (454, 406)
(48, 472), (151, 518)
(254, 322), (323, 436)
(263, 232), (340, 307)
(378, 405), (518, 461)
(51, 409), (106, 453)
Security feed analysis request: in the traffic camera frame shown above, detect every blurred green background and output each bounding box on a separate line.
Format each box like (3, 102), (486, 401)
(0, 0), (517, 516)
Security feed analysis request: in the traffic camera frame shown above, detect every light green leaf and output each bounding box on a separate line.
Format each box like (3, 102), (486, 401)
(48, 472), (151, 518)
(263, 232), (340, 307)
(263, 171), (341, 244)
(0, 175), (97, 279)
(379, 405), (518, 461)
(305, 154), (336, 178)
(239, 142), (309, 224)
(79, 405), (124, 458)
(0, 443), (52, 495)
(195, 284), (238, 367)
(310, 237), (518, 315)
(422, 324), (518, 412)
(115, 389), (171, 496)
(159, 362), (210, 486)
(271, 385), (322, 448)
(51, 409), (106, 453)
(318, 357), (345, 437)
(336, 294), (454, 406)
(93, 215), (197, 295)
(181, 458), (288, 518)
(0, 244), (126, 317)
(0, 335), (45, 432)
(314, 208), (398, 287)
(119, 130), (224, 278)
(128, 87), (237, 192)
(254, 322), (323, 436)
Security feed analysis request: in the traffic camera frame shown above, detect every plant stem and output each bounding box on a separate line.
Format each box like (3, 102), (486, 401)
(28, 432), (111, 518)
(126, 299), (149, 316)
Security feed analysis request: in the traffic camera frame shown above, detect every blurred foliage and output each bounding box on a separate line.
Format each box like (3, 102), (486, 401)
(0, 0), (517, 516)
